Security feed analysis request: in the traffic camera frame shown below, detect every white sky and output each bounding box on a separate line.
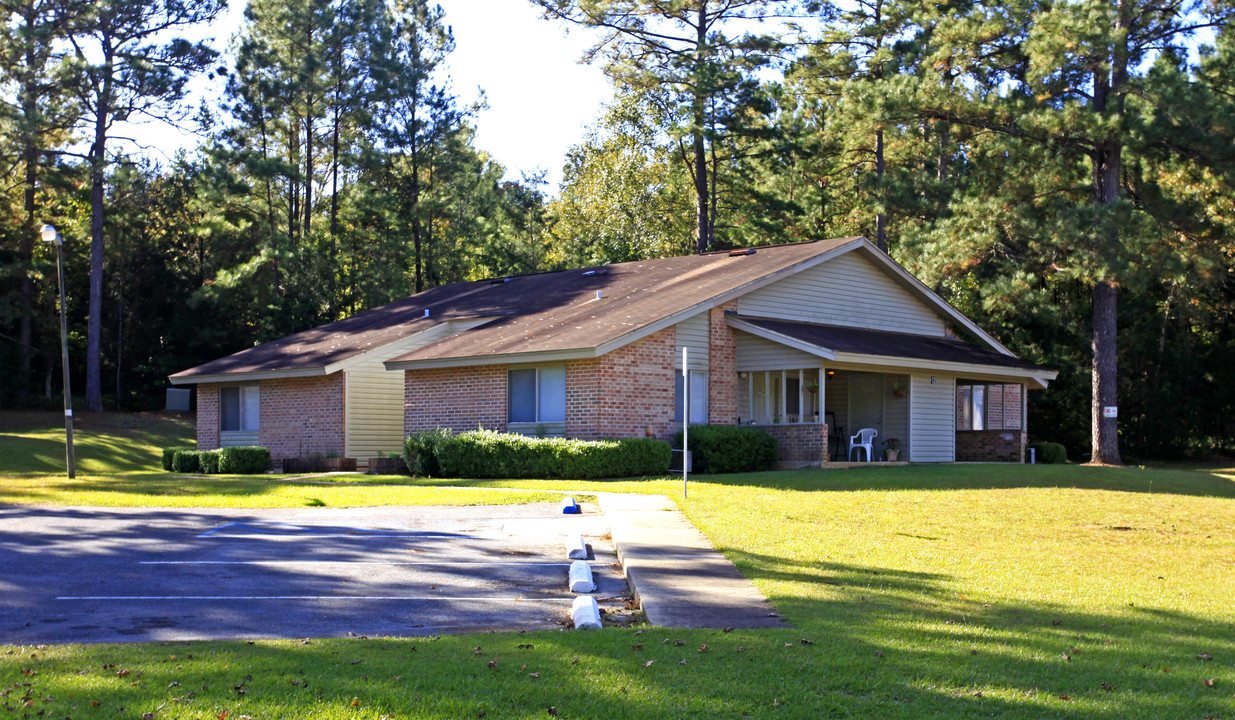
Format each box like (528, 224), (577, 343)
(127, 0), (613, 192)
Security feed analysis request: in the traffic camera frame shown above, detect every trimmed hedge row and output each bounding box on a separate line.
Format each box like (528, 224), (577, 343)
(1028, 441), (1068, 464)
(404, 428), (672, 479)
(672, 424), (778, 473)
(163, 446), (272, 474)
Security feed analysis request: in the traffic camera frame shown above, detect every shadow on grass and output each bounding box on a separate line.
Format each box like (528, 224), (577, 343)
(0, 411), (194, 476)
(686, 462), (1235, 500)
(6, 550), (1231, 719)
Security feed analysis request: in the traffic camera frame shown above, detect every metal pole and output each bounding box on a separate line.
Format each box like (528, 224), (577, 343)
(53, 235), (75, 478)
(682, 347), (688, 499)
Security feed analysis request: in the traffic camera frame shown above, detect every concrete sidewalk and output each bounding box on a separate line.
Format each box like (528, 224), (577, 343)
(597, 493), (788, 629)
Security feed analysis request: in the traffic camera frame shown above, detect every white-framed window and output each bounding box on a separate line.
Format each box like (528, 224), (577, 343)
(674, 370), (708, 423)
(742, 369), (821, 424)
(220, 385), (260, 432)
(508, 366), (566, 424)
(957, 383), (1023, 431)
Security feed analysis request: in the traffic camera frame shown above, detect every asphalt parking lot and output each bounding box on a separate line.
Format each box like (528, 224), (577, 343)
(0, 503), (627, 644)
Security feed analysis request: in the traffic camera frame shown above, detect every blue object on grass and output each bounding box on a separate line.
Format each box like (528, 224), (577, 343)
(561, 496), (580, 514)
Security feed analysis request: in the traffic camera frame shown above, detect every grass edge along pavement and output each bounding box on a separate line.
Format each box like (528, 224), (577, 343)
(2, 459), (1233, 718)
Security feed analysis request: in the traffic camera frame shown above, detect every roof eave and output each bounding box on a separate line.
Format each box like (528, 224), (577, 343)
(385, 346), (600, 371)
(168, 366), (330, 385)
(830, 351), (1058, 385)
(725, 316), (838, 360)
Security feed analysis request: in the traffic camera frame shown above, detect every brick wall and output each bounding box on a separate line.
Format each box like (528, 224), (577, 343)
(197, 384), (220, 450)
(956, 429), (1026, 463)
(588, 327), (676, 440)
(404, 365), (506, 433)
(760, 422), (827, 463)
(1004, 384), (1023, 429)
(259, 375), (346, 461)
(708, 302), (738, 424)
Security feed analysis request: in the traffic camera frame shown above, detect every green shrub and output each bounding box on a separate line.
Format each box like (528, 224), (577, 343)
(404, 428), (455, 477)
(672, 425), (778, 473)
(198, 449), (222, 474)
(1028, 441), (1068, 464)
(434, 429), (671, 479)
(162, 446), (193, 471)
(218, 446), (272, 474)
(171, 449), (201, 473)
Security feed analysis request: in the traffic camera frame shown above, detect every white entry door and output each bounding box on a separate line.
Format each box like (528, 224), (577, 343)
(848, 374), (884, 459)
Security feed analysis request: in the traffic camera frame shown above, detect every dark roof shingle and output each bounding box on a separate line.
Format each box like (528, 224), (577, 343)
(738, 317), (1050, 373)
(173, 238), (860, 380)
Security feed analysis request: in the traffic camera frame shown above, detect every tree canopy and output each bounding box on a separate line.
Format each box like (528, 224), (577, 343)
(1, 0), (1233, 462)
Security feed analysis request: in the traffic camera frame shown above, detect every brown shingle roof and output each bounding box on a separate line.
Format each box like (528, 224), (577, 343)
(737, 317), (1051, 373)
(171, 238), (862, 382)
(384, 238), (863, 367)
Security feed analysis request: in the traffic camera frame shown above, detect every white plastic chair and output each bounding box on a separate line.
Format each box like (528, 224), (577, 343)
(848, 428), (878, 462)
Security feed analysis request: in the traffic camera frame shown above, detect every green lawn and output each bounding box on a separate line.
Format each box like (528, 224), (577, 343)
(2, 412), (1233, 718)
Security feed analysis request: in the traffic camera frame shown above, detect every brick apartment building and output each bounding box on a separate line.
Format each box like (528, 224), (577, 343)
(171, 237), (1056, 468)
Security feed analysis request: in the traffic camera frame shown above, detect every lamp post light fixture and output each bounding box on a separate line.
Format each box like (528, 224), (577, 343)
(40, 224), (76, 479)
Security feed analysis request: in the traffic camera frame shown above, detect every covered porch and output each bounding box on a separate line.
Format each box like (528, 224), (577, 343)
(726, 314), (1054, 465)
(735, 368), (912, 464)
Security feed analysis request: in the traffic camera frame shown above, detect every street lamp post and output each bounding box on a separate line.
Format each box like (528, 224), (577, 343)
(41, 224), (75, 479)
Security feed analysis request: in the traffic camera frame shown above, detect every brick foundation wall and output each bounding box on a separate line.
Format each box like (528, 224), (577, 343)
(956, 430), (1026, 463)
(708, 302), (738, 424)
(259, 375), (346, 462)
(197, 384), (220, 450)
(759, 423), (828, 463)
(404, 365), (506, 433)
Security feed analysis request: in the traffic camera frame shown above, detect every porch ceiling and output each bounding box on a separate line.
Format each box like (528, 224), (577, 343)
(728, 316), (1056, 382)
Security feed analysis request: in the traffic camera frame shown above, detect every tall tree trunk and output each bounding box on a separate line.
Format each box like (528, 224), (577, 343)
(288, 118), (300, 241)
(411, 162), (422, 292)
(692, 3), (710, 254)
(114, 239), (125, 411)
(1086, 3), (1127, 466)
(1091, 277), (1121, 464)
(18, 112), (36, 406)
(304, 110), (313, 234)
(259, 112), (280, 294)
(875, 126), (887, 252)
(85, 51), (112, 413)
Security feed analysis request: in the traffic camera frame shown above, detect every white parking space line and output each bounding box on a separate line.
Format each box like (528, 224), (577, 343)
(196, 521), (469, 539)
(138, 560), (571, 566)
(55, 595), (569, 601)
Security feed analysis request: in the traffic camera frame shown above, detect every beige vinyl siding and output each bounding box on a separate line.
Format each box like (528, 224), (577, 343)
(674, 312), (709, 370)
(735, 332), (818, 371)
(909, 373), (955, 462)
(883, 374), (910, 458)
(220, 431), (259, 447)
(738, 252), (947, 336)
(344, 323), (472, 460)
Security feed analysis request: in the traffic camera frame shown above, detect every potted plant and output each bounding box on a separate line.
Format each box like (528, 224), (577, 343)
(772, 414), (782, 424)
(884, 438), (901, 462)
(891, 382), (907, 398)
(806, 381), (819, 394)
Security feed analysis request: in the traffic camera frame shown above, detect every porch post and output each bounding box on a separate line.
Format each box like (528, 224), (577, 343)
(820, 363), (828, 464)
